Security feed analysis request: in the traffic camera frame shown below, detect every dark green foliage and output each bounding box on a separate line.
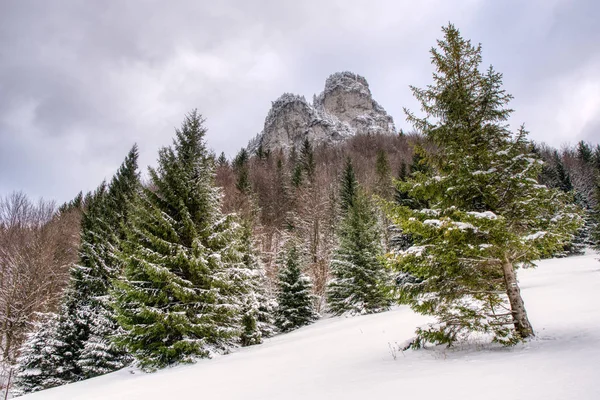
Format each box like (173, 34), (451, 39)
(398, 162), (408, 181)
(292, 164), (303, 188)
(233, 148), (252, 194)
(577, 141), (593, 164)
(234, 148), (249, 169)
(386, 24), (582, 347)
(112, 111), (248, 371)
(78, 306), (129, 378)
(410, 148), (429, 175)
(300, 138), (316, 182)
(275, 245), (318, 332)
(16, 147), (140, 394)
(390, 160), (421, 252)
(327, 187), (391, 316)
(236, 168), (251, 194)
(553, 152), (573, 193)
(238, 221), (277, 346)
(58, 191), (84, 214)
(593, 145), (600, 171)
(340, 158), (358, 212)
(217, 152), (228, 168)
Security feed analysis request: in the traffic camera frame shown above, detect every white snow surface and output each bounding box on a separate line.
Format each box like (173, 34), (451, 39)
(21, 252), (600, 400)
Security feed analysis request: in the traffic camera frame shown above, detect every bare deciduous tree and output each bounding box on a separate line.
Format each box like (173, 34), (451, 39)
(0, 192), (80, 367)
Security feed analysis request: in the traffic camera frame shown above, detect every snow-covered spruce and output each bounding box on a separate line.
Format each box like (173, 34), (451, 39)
(237, 220), (277, 346)
(386, 24), (582, 347)
(111, 111), (265, 370)
(12, 315), (66, 396)
(275, 244), (318, 332)
(327, 159), (391, 316)
(77, 305), (131, 378)
(15, 148), (139, 395)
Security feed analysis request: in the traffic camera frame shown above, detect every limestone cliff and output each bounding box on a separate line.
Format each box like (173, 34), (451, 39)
(248, 72), (396, 152)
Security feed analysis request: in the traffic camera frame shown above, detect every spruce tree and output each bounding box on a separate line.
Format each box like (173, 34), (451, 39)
(14, 185), (105, 392)
(410, 147), (429, 175)
(538, 156), (558, 189)
(291, 164), (303, 188)
(593, 145), (600, 171)
(327, 185), (391, 316)
(112, 111), (249, 370)
(390, 159), (423, 253)
(12, 315), (67, 396)
(57, 191), (84, 214)
(553, 152), (573, 193)
(78, 306), (128, 377)
(300, 138), (316, 182)
(340, 158), (358, 212)
(275, 244), (318, 332)
(76, 146), (139, 377)
(386, 24), (582, 347)
(547, 151), (584, 256)
(217, 152), (228, 168)
(15, 147), (140, 393)
(576, 141), (593, 164)
(238, 220), (277, 346)
(234, 150), (251, 195)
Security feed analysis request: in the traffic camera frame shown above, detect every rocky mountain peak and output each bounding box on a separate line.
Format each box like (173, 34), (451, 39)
(248, 72), (396, 153)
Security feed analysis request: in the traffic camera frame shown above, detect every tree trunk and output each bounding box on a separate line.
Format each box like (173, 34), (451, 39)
(501, 258), (534, 338)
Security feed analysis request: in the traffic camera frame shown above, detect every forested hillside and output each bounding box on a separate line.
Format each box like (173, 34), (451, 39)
(1, 23), (599, 399)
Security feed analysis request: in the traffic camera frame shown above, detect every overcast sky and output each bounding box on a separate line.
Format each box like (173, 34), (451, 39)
(1, 0), (599, 204)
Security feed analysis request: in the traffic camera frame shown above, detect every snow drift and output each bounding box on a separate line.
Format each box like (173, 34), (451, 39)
(20, 251), (600, 400)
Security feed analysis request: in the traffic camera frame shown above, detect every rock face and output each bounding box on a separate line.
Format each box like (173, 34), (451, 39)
(248, 72), (396, 152)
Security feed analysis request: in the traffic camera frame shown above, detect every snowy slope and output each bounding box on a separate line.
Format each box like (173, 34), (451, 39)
(21, 252), (600, 400)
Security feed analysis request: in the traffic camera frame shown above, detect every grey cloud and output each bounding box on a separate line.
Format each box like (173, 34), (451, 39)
(0, 0), (599, 203)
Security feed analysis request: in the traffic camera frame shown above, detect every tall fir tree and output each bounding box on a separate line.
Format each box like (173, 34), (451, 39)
(553, 152), (573, 193)
(547, 151), (585, 256)
(299, 138), (316, 182)
(112, 111), (253, 370)
(57, 191), (84, 214)
(234, 148), (252, 194)
(275, 244), (318, 332)
(15, 146), (140, 393)
(327, 171), (391, 315)
(237, 220), (277, 346)
(340, 158), (358, 212)
(386, 24), (582, 347)
(217, 152), (229, 168)
(390, 156), (425, 253)
(576, 141), (593, 164)
(593, 145), (600, 171)
(77, 145), (140, 377)
(291, 164), (303, 188)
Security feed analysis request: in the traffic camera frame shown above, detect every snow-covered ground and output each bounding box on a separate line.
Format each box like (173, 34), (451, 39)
(20, 252), (600, 400)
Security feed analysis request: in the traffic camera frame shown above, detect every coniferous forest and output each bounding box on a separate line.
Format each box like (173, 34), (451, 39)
(1, 24), (599, 396)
